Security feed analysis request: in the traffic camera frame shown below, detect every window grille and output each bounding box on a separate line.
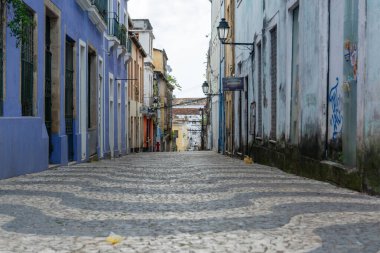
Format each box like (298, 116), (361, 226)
(270, 27), (277, 140)
(21, 10), (34, 116)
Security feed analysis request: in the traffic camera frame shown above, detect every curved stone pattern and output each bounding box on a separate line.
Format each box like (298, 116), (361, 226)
(0, 151), (379, 252)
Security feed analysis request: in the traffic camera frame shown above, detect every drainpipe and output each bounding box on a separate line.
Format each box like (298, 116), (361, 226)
(324, 0), (331, 159)
(250, 47), (255, 153)
(218, 41), (224, 153)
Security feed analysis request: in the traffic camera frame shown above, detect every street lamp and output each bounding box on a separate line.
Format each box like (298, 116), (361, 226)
(217, 18), (230, 44)
(152, 97), (158, 109)
(202, 81), (209, 95)
(202, 80), (223, 153)
(217, 18), (254, 46)
(152, 97), (159, 152)
(202, 81), (218, 96)
(211, 19), (254, 154)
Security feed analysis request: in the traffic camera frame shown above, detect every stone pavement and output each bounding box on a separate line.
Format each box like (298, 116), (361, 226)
(0, 151), (379, 253)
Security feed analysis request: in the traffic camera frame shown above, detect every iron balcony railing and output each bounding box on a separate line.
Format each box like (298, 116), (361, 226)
(127, 38), (132, 53)
(108, 12), (122, 41)
(91, 0), (107, 22)
(120, 24), (127, 47)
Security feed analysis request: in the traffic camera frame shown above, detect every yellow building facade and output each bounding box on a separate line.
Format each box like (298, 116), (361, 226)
(224, 0), (235, 155)
(153, 48), (173, 151)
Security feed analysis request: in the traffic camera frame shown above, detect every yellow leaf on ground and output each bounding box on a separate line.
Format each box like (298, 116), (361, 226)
(106, 232), (123, 245)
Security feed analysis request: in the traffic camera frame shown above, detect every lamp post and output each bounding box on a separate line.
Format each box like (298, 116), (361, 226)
(199, 107), (205, 151)
(149, 97), (158, 152)
(202, 80), (223, 153)
(152, 97), (159, 152)
(213, 18), (255, 154)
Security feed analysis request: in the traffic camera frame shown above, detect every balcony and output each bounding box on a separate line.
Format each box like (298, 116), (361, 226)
(76, 0), (92, 10)
(124, 38), (132, 64)
(117, 25), (127, 58)
(91, 0), (107, 21)
(120, 25), (127, 47)
(75, 0), (107, 33)
(106, 12), (121, 50)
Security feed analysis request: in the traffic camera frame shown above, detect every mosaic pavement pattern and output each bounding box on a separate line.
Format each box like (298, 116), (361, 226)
(0, 151), (379, 252)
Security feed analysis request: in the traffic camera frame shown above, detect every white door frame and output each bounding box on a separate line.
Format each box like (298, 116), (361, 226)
(125, 82), (128, 153)
(98, 56), (104, 158)
(117, 80), (122, 152)
(109, 73), (115, 158)
(79, 40), (87, 161)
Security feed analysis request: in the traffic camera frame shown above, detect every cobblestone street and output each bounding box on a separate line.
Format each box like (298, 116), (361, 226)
(0, 151), (379, 252)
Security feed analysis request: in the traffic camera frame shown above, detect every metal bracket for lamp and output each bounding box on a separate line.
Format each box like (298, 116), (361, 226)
(202, 81), (220, 96)
(217, 18), (254, 47)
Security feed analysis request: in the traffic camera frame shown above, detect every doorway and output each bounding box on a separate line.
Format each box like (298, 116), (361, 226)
(65, 38), (75, 162)
(45, 16), (53, 157)
(87, 47), (97, 157)
(79, 41), (87, 161)
(98, 57), (104, 158)
(44, 9), (60, 162)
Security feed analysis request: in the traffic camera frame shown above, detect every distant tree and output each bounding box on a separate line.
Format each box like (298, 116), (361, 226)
(1, 0), (34, 47)
(167, 74), (182, 91)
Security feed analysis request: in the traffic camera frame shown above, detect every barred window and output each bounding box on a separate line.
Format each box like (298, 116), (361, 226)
(21, 10), (34, 116)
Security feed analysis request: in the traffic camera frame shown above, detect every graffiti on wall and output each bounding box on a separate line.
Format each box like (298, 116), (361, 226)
(344, 40), (358, 81)
(329, 77), (343, 140)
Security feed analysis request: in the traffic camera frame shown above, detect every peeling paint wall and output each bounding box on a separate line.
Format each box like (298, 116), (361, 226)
(234, 0), (257, 153)
(360, 0), (380, 193)
(212, 0), (380, 193)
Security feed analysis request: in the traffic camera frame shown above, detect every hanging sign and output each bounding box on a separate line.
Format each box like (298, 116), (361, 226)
(222, 77), (244, 91)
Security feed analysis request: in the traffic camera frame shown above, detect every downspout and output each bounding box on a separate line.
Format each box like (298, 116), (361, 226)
(324, 0), (331, 159)
(218, 40), (224, 153)
(249, 47), (255, 154)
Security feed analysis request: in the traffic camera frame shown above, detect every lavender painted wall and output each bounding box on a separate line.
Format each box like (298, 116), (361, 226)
(1, 0), (129, 178)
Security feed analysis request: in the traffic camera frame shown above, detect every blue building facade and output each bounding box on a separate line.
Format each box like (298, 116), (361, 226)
(0, 0), (130, 179)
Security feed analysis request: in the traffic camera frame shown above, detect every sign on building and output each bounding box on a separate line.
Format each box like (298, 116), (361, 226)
(222, 77), (244, 91)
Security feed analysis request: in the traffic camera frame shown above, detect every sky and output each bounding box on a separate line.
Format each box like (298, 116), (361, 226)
(128, 0), (211, 98)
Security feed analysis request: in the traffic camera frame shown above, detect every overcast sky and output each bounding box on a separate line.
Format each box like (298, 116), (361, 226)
(128, 0), (211, 98)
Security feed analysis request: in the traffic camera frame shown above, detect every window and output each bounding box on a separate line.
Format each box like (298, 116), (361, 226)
(21, 10), (34, 116)
(88, 49), (96, 129)
(65, 38), (75, 161)
(270, 27), (277, 140)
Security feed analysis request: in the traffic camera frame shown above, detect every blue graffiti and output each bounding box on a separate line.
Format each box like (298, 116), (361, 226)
(329, 77), (343, 140)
